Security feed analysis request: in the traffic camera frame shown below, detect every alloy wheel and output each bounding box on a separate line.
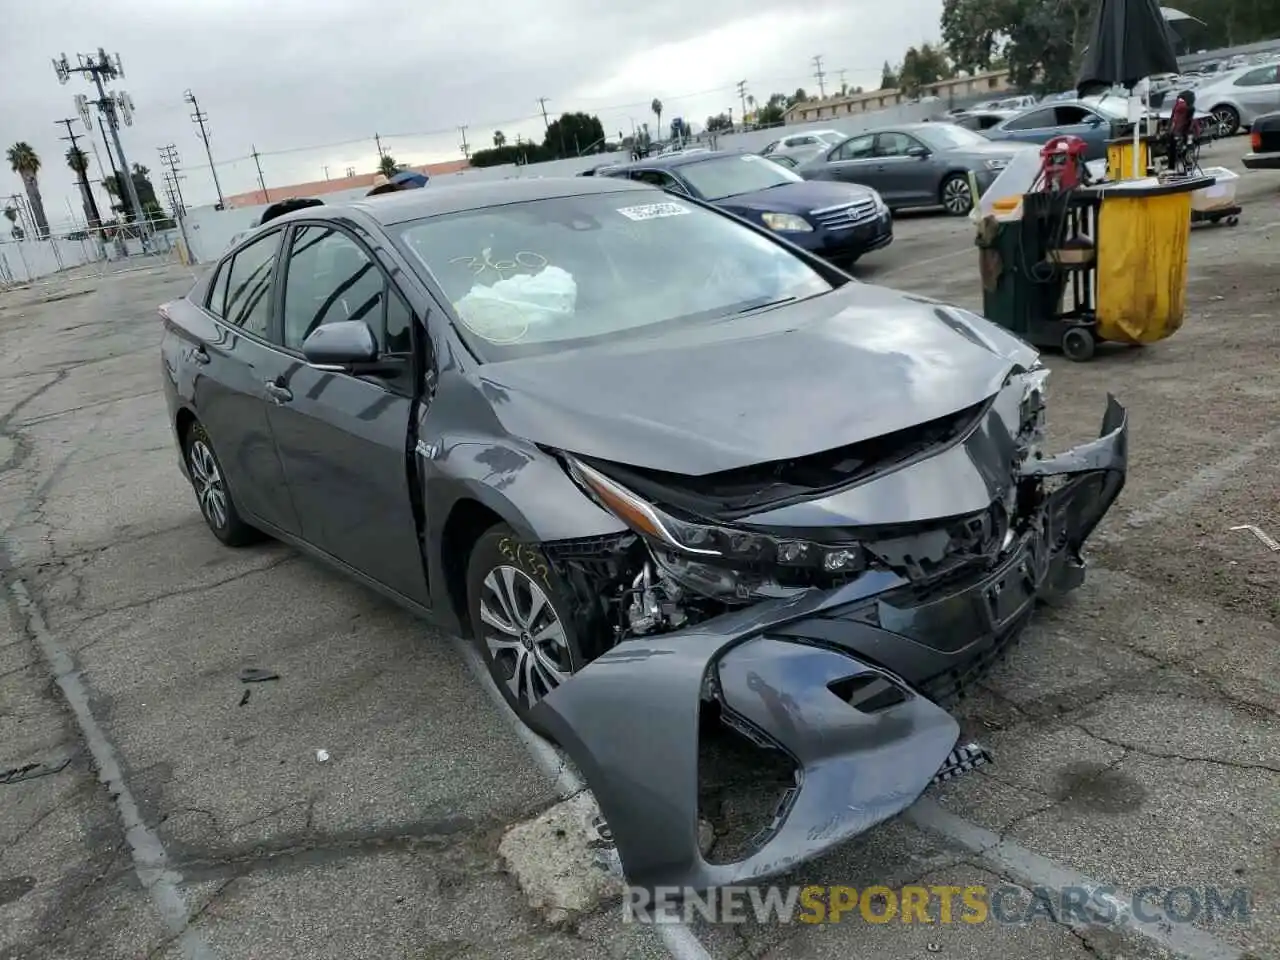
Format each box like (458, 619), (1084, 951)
(188, 439), (228, 530)
(943, 177), (973, 215)
(479, 565), (572, 707)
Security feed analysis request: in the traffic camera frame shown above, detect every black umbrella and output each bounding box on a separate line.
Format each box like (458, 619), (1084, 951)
(1076, 0), (1180, 96)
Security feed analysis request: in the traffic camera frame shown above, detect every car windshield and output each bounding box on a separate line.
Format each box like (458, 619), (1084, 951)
(394, 190), (834, 362)
(675, 154), (803, 200)
(918, 124), (993, 150)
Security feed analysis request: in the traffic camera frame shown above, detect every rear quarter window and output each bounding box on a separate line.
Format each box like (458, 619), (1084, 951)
(206, 262), (231, 317)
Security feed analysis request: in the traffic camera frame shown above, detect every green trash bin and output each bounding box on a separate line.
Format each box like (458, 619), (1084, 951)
(975, 209), (1076, 350)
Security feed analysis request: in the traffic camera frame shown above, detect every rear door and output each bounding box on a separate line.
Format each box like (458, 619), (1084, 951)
(260, 220), (429, 605)
(195, 229), (302, 535)
(815, 133), (878, 186)
(990, 106), (1060, 145)
(1230, 65), (1280, 118)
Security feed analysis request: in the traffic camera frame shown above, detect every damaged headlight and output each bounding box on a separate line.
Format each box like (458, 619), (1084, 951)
(1018, 366), (1050, 460)
(563, 456), (865, 573)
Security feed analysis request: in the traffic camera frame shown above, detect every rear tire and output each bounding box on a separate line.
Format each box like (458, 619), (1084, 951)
(183, 421), (261, 547)
(465, 523), (585, 737)
(940, 173), (974, 216)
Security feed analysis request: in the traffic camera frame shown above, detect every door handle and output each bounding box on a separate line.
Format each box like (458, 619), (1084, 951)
(190, 345), (210, 365)
(264, 379), (293, 404)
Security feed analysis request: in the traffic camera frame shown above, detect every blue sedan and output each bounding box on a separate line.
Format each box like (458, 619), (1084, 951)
(983, 100), (1127, 161)
(598, 150), (892, 266)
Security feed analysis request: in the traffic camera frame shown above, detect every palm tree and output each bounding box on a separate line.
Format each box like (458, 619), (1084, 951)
(493, 130), (507, 148)
(651, 98), (663, 136)
(7, 142), (50, 239)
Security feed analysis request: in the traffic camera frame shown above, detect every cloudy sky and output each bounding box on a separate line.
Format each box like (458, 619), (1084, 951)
(3, 0), (944, 223)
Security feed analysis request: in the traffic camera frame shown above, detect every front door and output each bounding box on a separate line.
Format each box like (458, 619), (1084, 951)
(871, 131), (936, 205)
(196, 228), (302, 535)
(261, 221), (429, 606)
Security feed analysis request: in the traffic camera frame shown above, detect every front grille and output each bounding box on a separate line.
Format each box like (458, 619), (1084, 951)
(811, 198), (879, 231)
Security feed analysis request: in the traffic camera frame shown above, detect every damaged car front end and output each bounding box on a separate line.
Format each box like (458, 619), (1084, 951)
(530, 365), (1127, 891)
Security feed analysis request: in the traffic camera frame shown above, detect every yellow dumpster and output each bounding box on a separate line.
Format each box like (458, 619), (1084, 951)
(1105, 137), (1153, 181)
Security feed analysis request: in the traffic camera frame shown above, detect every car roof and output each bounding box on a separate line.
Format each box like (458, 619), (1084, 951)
(263, 176), (655, 227)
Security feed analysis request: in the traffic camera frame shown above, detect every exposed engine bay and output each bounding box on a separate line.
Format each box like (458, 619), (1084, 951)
(545, 365), (1054, 658)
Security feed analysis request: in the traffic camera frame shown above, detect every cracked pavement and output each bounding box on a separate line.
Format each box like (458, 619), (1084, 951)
(2, 137), (1277, 960)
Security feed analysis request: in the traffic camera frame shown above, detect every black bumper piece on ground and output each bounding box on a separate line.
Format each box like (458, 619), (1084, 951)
(533, 395), (1128, 892)
(1243, 152), (1280, 170)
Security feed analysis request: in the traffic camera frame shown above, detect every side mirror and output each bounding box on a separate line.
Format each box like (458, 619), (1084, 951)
(1087, 114), (1103, 127)
(302, 320), (379, 369)
(906, 145), (930, 158)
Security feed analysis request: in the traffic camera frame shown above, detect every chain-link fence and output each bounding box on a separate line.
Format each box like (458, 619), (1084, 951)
(0, 211), (194, 290)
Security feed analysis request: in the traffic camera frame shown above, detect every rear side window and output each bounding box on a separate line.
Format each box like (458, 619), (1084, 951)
(1003, 107), (1054, 130)
(222, 231), (281, 337)
(206, 262), (231, 316)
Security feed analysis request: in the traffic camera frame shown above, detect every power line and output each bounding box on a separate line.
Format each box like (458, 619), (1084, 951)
(812, 54), (828, 98)
(183, 90), (225, 210)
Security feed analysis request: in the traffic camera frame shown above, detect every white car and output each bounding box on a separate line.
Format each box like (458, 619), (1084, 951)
(760, 129), (847, 161)
(1192, 62), (1280, 135)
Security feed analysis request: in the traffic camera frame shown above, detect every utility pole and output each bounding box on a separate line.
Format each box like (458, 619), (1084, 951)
(183, 90), (225, 209)
(812, 54), (827, 99)
(323, 165), (330, 180)
(158, 144), (186, 212)
(53, 49), (148, 235)
(737, 80), (749, 123)
(458, 124), (470, 159)
(251, 146), (270, 202)
(537, 97), (552, 131)
(56, 117), (102, 229)
(375, 132), (385, 161)
(837, 68), (848, 93)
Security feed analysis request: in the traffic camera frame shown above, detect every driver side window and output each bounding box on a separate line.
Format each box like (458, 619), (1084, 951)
(280, 225), (385, 352)
(1004, 107), (1055, 130)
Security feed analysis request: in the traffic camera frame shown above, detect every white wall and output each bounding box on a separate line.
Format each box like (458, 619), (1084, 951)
(0, 238), (100, 285)
(179, 98), (949, 264)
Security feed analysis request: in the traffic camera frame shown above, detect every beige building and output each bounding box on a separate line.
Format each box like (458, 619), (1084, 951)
(784, 70), (1015, 124)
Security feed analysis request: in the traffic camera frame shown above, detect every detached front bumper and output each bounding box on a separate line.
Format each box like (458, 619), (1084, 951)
(533, 396), (1127, 892)
(1243, 151), (1280, 170)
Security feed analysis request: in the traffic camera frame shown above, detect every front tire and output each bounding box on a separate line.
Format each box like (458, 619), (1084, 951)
(184, 421), (260, 546)
(1212, 105), (1240, 137)
(466, 524), (583, 736)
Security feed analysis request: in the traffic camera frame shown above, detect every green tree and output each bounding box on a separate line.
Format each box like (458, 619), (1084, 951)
(705, 112), (733, 133)
(880, 61), (899, 89)
(941, 0), (1092, 92)
(102, 163), (160, 221)
(785, 88), (809, 108)
(66, 145), (102, 229)
(3, 205), (21, 239)
(6, 142), (50, 239)
(492, 130), (507, 148)
(756, 93), (788, 126)
(469, 142), (552, 168)
(544, 112), (606, 158)
(377, 153), (400, 178)
(897, 43), (956, 95)
(651, 98), (663, 136)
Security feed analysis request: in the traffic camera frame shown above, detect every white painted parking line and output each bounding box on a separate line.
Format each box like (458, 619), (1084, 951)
(5, 577), (217, 960)
(906, 798), (1247, 960)
(450, 634), (716, 960)
(878, 247), (973, 277)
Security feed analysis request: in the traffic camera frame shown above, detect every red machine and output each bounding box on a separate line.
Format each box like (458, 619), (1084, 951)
(1037, 135), (1089, 192)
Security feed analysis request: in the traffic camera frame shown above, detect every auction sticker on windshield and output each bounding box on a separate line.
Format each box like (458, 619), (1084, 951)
(617, 202), (691, 221)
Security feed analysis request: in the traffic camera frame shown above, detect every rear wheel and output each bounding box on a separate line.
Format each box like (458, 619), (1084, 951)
(183, 421), (260, 546)
(940, 174), (974, 216)
(466, 524), (584, 736)
(1212, 105), (1240, 137)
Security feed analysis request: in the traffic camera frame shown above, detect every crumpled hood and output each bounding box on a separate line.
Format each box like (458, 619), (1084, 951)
(476, 284), (1037, 476)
